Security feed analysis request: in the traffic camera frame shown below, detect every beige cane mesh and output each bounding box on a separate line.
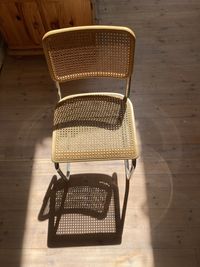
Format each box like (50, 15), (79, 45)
(42, 26), (138, 163)
(52, 93), (138, 162)
(42, 26), (135, 82)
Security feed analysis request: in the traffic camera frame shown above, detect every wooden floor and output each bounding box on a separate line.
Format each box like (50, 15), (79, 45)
(0, 0), (200, 266)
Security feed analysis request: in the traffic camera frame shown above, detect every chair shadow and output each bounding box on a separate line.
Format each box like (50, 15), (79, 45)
(38, 172), (130, 247)
(53, 94), (127, 131)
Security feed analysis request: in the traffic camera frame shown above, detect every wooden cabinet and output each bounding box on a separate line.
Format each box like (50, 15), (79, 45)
(0, 0), (93, 54)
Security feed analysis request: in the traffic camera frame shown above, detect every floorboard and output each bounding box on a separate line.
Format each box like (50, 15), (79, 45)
(0, 0), (200, 266)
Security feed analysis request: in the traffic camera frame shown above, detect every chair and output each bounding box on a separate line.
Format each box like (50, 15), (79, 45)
(42, 25), (138, 182)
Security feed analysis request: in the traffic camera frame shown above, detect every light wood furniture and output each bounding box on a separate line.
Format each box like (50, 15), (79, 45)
(0, 0), (94, 54)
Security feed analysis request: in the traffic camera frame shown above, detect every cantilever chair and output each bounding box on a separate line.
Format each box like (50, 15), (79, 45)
(42, 25), (138, 182)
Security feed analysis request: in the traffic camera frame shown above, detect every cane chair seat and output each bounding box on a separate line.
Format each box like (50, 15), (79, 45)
(52, 92), (138, 162)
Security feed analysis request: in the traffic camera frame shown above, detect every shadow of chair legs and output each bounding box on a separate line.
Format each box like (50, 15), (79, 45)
(38, 172), (130, 247)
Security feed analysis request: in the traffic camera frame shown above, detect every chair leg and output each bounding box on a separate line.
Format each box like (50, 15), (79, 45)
(55, 160), (135, 181)
(66, 163), (70, 180)
(54, 163), (70, 181)
(120, 159), (136, 236)
(55, 81), (62, 100)
(124, 159), (136, 180)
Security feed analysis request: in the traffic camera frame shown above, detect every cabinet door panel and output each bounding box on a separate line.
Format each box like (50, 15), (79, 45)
(0, 2), (32, 48)
(21, 1), (46, 46)
(0, 1), (45, 49)
(0, 0), (93, 52)
(67, 0), (93, 26)
(39, 0), (93, 31)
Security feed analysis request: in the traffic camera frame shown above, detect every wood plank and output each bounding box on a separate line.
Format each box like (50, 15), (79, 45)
(196, 248), (200, 266)
(0, 248), (198, 267)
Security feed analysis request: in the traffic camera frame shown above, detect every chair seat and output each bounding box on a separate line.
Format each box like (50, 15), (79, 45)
(52, 92), (138, 162)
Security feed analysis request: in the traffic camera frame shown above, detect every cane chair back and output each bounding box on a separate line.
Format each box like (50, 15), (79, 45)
(42, 26), (135, 83)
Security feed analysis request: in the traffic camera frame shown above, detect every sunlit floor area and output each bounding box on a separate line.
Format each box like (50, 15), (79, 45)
(0, 0), (200, 266)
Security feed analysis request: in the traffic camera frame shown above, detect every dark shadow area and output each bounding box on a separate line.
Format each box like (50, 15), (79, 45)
(0, 53), (130, 266)
(39, 172), (130, 247)
(53, 94), (127, 131)
(0, 55), (54, 266)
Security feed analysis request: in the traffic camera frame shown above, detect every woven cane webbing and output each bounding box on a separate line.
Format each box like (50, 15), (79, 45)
(42, 26), (135, 82)
(54, 175), (112, 220)
(49, 174), (120, 240)
(55, 190), (116, 235)
(52, 93), (138, 162)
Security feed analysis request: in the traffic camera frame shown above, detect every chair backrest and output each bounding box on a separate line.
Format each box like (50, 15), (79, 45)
(42, 26), (136, 83)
